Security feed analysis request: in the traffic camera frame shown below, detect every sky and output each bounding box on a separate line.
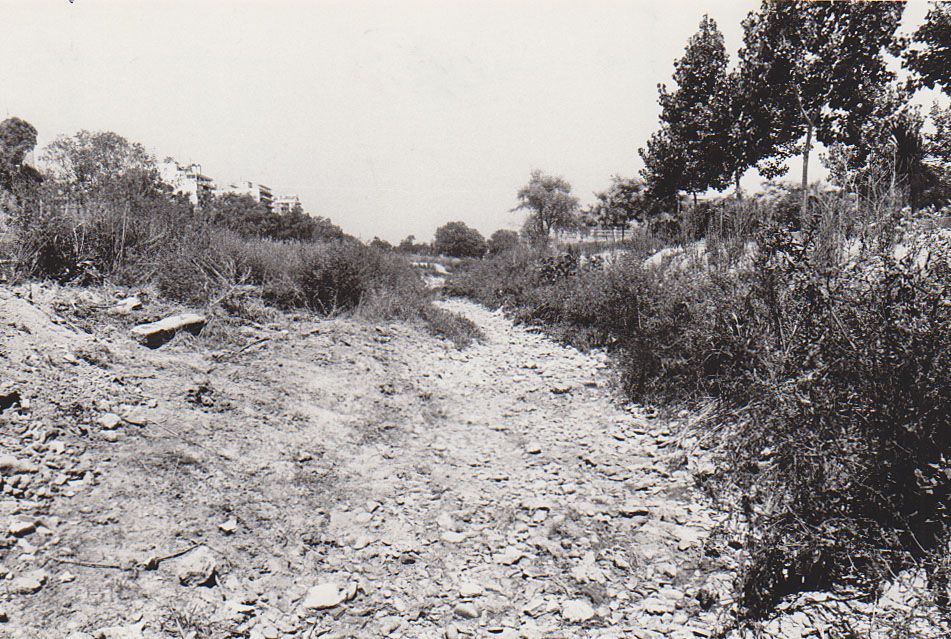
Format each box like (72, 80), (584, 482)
(0, 0), (936, 242)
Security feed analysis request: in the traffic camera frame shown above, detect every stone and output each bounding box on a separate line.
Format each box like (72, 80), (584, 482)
(639, 596), (676, 615)
(458, 582), (484, 598)
(131, 313), (207, 348)
(174, 546), (217, 587)
(110, 296), (142, 315)
(302, 582), (348, 610)
(562, 599), (596, 622)
(10, 569), (47, 594)
(257, 623), (279, 639)
(0, 389), (20, 413)
(453, 602), (479, 619)
(617, 501), (650, 517)
(97, 413), (122, 430)
(494, 547), (525, 565)
(219, 518), (238, 534)
(441, 531), (467, 543)
(0, 455), (38, 474)
(8, 518), (36, 537)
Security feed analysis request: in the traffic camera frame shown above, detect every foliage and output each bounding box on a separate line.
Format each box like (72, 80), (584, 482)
(905, 1), (951, 95)
(657, 15), (731, 195)
(725, 215), (951, 619)
(585, 175), (649, 232)
(639, 126), (687, 208)
(486, 229), (520, 255)
(0, 117), (38, 194)
(737, 1), (904, 200)
(369, 236), (394, 251)
(450, 198), (951, 622)
(397, 234), (432, 254)
(43, 130), (158, 200)
(513, 170), (580, 241)
(433, 221), (487, 258)
(208, 193), (345, 243)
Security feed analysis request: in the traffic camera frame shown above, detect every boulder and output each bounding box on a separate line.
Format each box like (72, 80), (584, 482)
(131, 313), (206, 348)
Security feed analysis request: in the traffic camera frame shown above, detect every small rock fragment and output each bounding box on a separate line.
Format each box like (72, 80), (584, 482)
(0, 455), (38, 474)
(458, 582), (484, 598)
(562, 599), (596, 622)
(93, 623), (146, 639)
(131, 313), (207, 348)
(174, 546), (217, 587)
(8, 518), (36, 537)
(9, 569), (48, 594)
(453, 602), (479, 619)
(218, 518), (238, 535)
(97, 413), (122, 430)
(110, 296), (142, 315)
(303, 582), (348, 610)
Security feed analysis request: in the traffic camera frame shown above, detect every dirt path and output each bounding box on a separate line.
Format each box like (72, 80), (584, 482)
(2, 288), (735, 638)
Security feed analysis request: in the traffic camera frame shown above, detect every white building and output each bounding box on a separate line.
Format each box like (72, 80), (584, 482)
(216, 181), (274, 210)
(272, 194), (301, 215)
(158, 160), (215, 206)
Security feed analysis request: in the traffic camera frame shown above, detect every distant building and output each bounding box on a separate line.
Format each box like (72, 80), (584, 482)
(216, 181), (274, 210)
(272, 194), (301, 215)
(158, 160), (215, 206)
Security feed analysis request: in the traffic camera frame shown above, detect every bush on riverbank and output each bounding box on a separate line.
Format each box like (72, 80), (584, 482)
(449, 201), (951, 620)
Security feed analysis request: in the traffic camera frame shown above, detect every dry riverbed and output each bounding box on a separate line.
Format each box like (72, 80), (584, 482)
(1, 284), (739, 638)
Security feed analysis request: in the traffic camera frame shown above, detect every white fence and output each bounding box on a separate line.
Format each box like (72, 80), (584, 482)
(554, 227), (634, 244)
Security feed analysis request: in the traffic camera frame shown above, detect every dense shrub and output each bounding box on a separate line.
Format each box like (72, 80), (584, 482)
(434, 221), (487, 258)
(487, 229), (520, 255)
(208, 193), (346, 243)
(724, 217), (951, 618)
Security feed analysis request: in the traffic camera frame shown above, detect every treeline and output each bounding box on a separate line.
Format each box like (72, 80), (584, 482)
(640, 1), (950, 214)
(0, 123), (482, 346)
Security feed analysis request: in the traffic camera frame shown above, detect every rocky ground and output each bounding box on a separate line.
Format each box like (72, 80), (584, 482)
(0, 283), (941, 639)
(0, 283), (742, 638)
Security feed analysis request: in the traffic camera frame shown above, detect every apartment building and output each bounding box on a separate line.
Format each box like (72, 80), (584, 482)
(272, 194), (301, 215)
(216, 181), (274, 210)
(158, 160), (215, 206)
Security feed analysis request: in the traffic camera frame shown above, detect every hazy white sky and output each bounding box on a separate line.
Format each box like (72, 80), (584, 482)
(0, 0), (934, 241)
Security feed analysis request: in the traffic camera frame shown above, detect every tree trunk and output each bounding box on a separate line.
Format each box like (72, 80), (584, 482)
(800, 120), (813, 217)
(735, 174), (743, 200)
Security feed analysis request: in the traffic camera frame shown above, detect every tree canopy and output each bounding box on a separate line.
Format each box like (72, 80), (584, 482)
(434, 221), (487, 258)
(905, 1), (951, 95)
(513, 170), (579, 241)
(0, 117), (39, 196)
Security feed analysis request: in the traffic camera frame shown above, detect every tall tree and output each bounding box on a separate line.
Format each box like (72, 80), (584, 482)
(513, 170), (579, 242)
(738, 1), (905, 213)
(657, 15), (731, 199)
(43, 130), (161, 210)
(639, 125), (687, 213)
(905, 1), (951, 95)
